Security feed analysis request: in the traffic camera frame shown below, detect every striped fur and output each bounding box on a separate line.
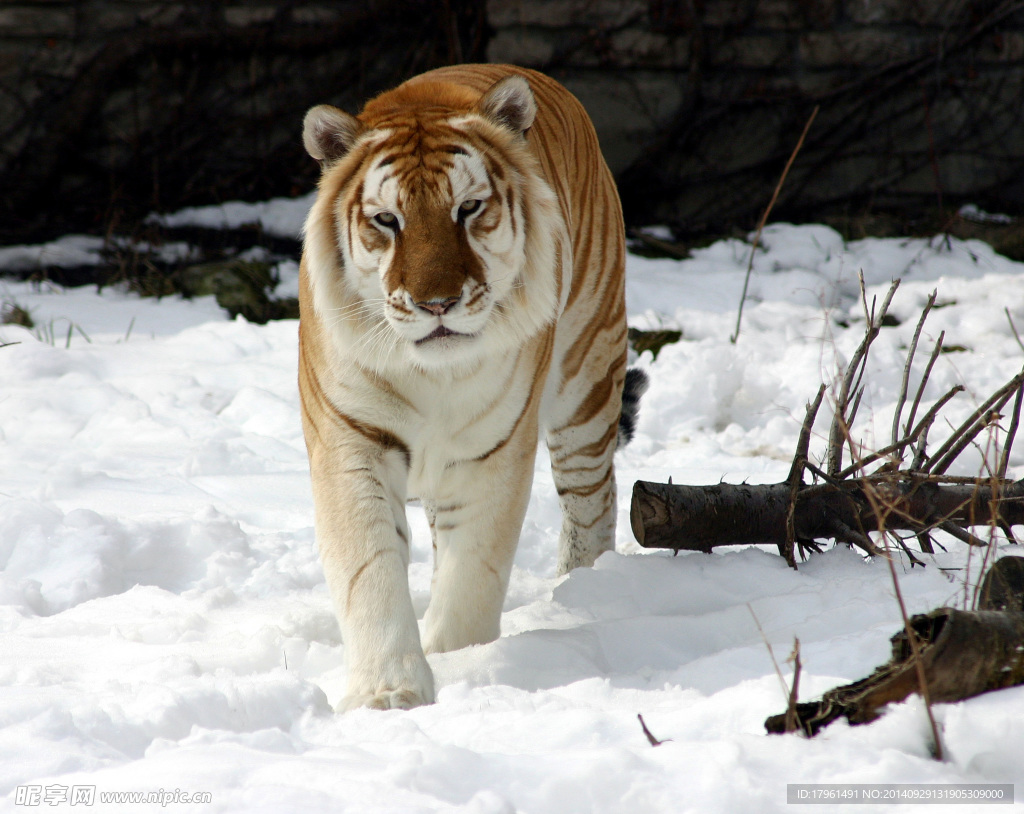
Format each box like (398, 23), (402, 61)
(298, 65), (627, 711)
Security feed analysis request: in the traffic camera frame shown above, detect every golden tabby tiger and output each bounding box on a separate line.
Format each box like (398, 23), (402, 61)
(299, 64), (643, 710)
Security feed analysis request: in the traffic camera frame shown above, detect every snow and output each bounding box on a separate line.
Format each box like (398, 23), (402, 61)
(145, 193), (316, 240)
(0, 236), (199, 275)
(958, 204), (1014, 225)
(0, 235), (107, 272)
(2, 215), (1023, 812)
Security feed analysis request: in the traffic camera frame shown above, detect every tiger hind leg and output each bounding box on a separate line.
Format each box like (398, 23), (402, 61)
(548, 364), (647, 574)
(547, 375), (621, 574)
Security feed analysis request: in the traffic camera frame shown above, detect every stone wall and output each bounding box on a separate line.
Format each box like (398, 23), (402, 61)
(0, 0), (485, 242)
(2, 0), (1023, 242)
(488, 0), (1024, 232)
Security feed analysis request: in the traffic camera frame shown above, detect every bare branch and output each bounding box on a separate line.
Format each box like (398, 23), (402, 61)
(857, 471), (946, 757)
(884, 532), (928, 567)
(997, 380), (1023, 481)
(784, 638), (804, 735)
(838, 384), (965, 479)
(637, 714), (670, 747)
(766, 605), (1024, 738)
(784, 384), (827, 566)
(906, 331), (946, 459)
(828, 278), (900, 476)
(731, 105), (819, 344)
(892, 290), (937, 448)
(937, 520), (991, 548)
(1007, 307), (1024, 354)
(804, 461), (844, 488)
(788, 384), (827, 486)
(831, 518), (885, 557)
(748, 603), (791, 701)
(846, 386), (865, 433)
(929, 371), (1024, 474)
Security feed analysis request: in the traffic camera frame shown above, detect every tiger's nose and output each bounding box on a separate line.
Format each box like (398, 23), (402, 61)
(415, 296), (460, 316)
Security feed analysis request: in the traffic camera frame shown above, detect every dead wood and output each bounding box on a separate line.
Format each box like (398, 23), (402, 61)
(630, 278), (1024, 562)
(637, 714), (671, 747)
(630, 477), (1024, 554)
(765, 557), (1024, 736)
(765, 607), (1024, 735)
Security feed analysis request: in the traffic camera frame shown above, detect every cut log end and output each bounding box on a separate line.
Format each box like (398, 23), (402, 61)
(629, 482), (659, 546)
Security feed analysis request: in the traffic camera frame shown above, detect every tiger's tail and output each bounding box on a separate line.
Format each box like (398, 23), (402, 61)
(617, 367), (649, 449)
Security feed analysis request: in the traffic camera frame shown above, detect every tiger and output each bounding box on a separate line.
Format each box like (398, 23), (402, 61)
(298, 64), (646, 711)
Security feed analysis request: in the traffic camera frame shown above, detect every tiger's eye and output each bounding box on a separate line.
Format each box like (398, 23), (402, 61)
(374, 211), (398, 229)
(459, 200), (482, 217)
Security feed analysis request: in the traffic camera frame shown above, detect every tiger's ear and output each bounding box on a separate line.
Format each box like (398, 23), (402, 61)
(477, 76), (536, 136)
(303, 105), (364, 164)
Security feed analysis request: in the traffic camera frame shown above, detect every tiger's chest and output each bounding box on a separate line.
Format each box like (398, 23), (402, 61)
(326, 350), (541, 502)
(403, 361), (541, 498)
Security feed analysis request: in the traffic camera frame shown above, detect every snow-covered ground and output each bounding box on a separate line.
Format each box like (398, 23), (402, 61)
(1, 209), (1023, 812)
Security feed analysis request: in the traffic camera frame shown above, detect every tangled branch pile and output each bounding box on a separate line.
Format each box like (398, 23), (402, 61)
(631, 277), (1024, 568)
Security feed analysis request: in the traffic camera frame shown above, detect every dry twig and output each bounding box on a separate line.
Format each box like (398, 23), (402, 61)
(637, 714), (670, 747)
(731, 106), (819, 344)
(783, 638), (804, 736)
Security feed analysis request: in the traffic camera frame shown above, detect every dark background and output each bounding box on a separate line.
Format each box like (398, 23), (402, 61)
(3, 0), (1024, 248)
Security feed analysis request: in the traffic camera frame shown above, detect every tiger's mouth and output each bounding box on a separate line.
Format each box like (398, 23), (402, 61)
(415, 325), (474, 345)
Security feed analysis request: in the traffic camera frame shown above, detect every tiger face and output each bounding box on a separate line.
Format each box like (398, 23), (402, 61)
(303, 77), (566, 371)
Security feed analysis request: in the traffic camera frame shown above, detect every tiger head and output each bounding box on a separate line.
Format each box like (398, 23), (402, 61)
(302, 76), (568, 371)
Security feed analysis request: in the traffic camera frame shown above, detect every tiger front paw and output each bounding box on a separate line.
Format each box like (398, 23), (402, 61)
(338, 686), (433, 711)
(339, 654), (436, 712)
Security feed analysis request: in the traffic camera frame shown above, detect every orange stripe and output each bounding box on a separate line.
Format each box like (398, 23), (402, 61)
(347, 549), (393, 612)
(550, 421), (619, 467)
(470, 334), (552, 462)
(556, 468), (612, 498)
(300, 339), (411, 466)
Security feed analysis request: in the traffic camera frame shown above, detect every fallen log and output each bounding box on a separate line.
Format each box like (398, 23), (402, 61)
(630, 477), (1024, 554)
(765, 607), (1024, 735)
(765, 557), (1024, 736)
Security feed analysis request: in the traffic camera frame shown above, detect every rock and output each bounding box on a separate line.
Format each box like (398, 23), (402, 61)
(179, 259), (279, 322)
